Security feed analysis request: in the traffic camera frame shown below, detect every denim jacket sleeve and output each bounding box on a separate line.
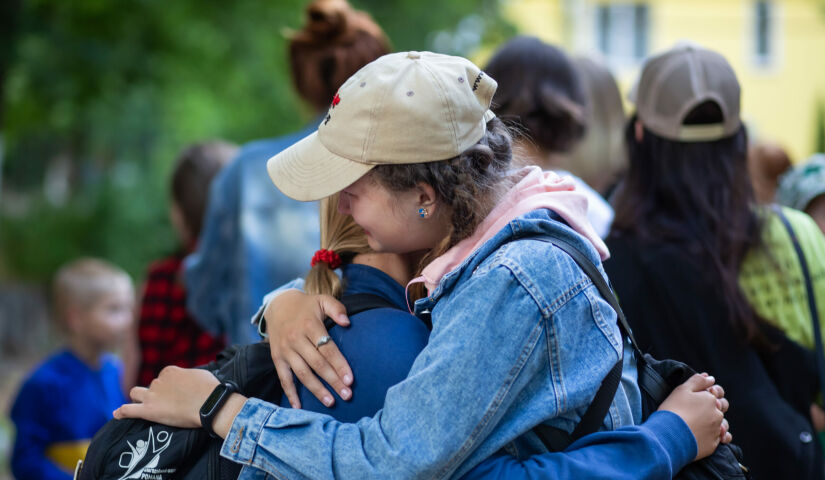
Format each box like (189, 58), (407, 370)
(184, 161), (242, 340)
(221, 254), (626, 480)
(459, 411), (696, 480)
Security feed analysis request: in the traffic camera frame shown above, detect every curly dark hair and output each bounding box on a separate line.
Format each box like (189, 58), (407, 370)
(370, 118), (513, 292)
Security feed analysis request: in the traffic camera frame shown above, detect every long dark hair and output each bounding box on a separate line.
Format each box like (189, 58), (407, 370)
(611, 102), (767, 347)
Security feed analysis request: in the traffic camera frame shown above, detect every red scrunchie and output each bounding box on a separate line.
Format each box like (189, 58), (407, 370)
(311, 249), (342, 269)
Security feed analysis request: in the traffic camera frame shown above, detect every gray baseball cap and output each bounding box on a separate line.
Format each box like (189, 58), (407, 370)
(630, 44), (741, 142)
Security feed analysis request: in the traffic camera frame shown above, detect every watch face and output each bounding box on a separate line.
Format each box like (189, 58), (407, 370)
(201, 384), (228, 415)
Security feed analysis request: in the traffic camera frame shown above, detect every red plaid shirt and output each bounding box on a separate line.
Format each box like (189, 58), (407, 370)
(137, 254), (226, 386)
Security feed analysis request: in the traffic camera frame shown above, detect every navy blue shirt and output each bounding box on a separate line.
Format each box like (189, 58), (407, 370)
(279, 263), (430, 422)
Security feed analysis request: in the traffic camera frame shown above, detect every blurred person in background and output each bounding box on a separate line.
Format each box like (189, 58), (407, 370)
(184, 0), (390, 345)
(778, 154), (825, 234)
(484, 36), (615, 237)
(748, 140), (792, 204)
(136, 141), (236, 387)
(606, 44), (825, 479)
(10, 259), (134, 480)
(568, 55), (628, 197)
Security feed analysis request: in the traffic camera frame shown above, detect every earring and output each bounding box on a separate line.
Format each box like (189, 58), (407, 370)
(418, 207), (428, 218)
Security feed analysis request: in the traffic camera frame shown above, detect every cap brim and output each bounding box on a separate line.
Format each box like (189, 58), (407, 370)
(266, 132), (375, 201)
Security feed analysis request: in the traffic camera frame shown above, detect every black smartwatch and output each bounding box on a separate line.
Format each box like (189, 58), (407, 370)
(200, 381), (239, 438)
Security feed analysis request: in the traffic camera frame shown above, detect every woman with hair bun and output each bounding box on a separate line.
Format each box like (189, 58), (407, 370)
(184, 0), (390, 345)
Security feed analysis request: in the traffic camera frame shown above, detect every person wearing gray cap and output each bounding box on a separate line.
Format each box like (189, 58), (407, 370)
(606, 44), (825, 479)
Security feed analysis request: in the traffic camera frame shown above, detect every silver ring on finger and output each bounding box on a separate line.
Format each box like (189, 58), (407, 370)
(315, 335), (332, 348)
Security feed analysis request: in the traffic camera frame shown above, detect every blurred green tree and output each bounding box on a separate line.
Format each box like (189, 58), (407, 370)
(0, 0), (512, 283)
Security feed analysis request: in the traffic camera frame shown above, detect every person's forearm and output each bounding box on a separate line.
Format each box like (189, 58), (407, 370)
(213, 394), (248, 439)
(460, 410), (696, 480)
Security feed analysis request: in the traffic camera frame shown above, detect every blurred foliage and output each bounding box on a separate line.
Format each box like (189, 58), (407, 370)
(0, 0), (513, 283)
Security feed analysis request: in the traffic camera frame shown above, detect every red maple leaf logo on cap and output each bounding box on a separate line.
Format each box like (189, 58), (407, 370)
(332, 92), (341, 108)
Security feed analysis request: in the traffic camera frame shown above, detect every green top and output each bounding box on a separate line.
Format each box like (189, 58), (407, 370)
(740, 206), (825, 349)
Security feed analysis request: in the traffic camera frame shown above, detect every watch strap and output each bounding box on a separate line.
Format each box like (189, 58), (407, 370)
(200, 381), (239, 438)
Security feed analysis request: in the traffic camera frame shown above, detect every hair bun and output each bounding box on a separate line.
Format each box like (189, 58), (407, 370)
(304, 0), (355, 39)
(289, 0), (389, 110)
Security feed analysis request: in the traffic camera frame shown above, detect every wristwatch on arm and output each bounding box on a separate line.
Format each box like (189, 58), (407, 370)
(200, 381), (240, 438)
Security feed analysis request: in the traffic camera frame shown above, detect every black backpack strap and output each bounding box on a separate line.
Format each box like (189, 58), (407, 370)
(530, 235), (633, 450)
(534, 235), (643, 358)
(322, 293), (409, 330)
(772, 205), (825, 404)
(533, 354), (623, 450)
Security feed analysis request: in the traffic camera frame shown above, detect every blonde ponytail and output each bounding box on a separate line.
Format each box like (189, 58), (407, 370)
(304, 193), (372, 298)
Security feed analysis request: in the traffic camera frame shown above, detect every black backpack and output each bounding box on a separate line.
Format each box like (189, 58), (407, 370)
(530, 235), (752, 480)
(75, 293), (398, 480)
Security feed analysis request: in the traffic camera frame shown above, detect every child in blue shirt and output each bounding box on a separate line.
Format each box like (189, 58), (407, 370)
(10, 258), (134, 480)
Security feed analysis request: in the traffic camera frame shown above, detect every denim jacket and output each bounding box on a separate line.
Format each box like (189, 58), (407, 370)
(184, 123), (321, 344)
(221, 209), (642, 479)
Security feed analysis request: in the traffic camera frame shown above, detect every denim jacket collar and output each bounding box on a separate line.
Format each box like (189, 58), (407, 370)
(415, 209), (598, 315)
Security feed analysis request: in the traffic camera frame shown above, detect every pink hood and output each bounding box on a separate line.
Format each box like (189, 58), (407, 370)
(414, 167), (609, 295)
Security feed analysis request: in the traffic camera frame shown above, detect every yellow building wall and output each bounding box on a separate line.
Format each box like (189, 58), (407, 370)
(500, 0), (825, 161)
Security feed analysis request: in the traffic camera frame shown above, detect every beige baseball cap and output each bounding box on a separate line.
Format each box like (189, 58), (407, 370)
(630, 44), (741, 142)
(267, 51), (498, 201)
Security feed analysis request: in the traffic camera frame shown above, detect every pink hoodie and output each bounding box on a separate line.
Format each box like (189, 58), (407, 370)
(414, 167), (609, 296)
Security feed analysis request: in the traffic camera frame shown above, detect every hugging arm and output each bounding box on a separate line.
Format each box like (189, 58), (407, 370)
(461, 373), (729, 480)
(119, 278), (730, 479)
(119, 266), (578, 479)
(461, 411), (692, 480)
(264, 291), (731, 479)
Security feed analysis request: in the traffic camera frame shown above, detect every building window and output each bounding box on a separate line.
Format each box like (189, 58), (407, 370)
(754, 0), (773, 65)
(596, 3), (649, 66)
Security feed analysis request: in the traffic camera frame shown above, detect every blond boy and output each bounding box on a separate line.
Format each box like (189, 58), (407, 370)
(10, 258), (134, 480)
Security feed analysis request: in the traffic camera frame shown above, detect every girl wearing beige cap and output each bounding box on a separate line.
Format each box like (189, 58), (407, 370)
(115, 51), (728, 479)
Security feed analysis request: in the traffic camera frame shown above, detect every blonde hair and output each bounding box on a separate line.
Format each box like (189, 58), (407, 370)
(53, 258), (133, 324)
(304, 193), (372, 297)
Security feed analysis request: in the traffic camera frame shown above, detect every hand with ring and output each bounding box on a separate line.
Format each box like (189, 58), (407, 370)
(263, 289), (354, 409)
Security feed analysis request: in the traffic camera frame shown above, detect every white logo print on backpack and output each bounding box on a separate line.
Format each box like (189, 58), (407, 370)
(116, 427), (175, 480)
